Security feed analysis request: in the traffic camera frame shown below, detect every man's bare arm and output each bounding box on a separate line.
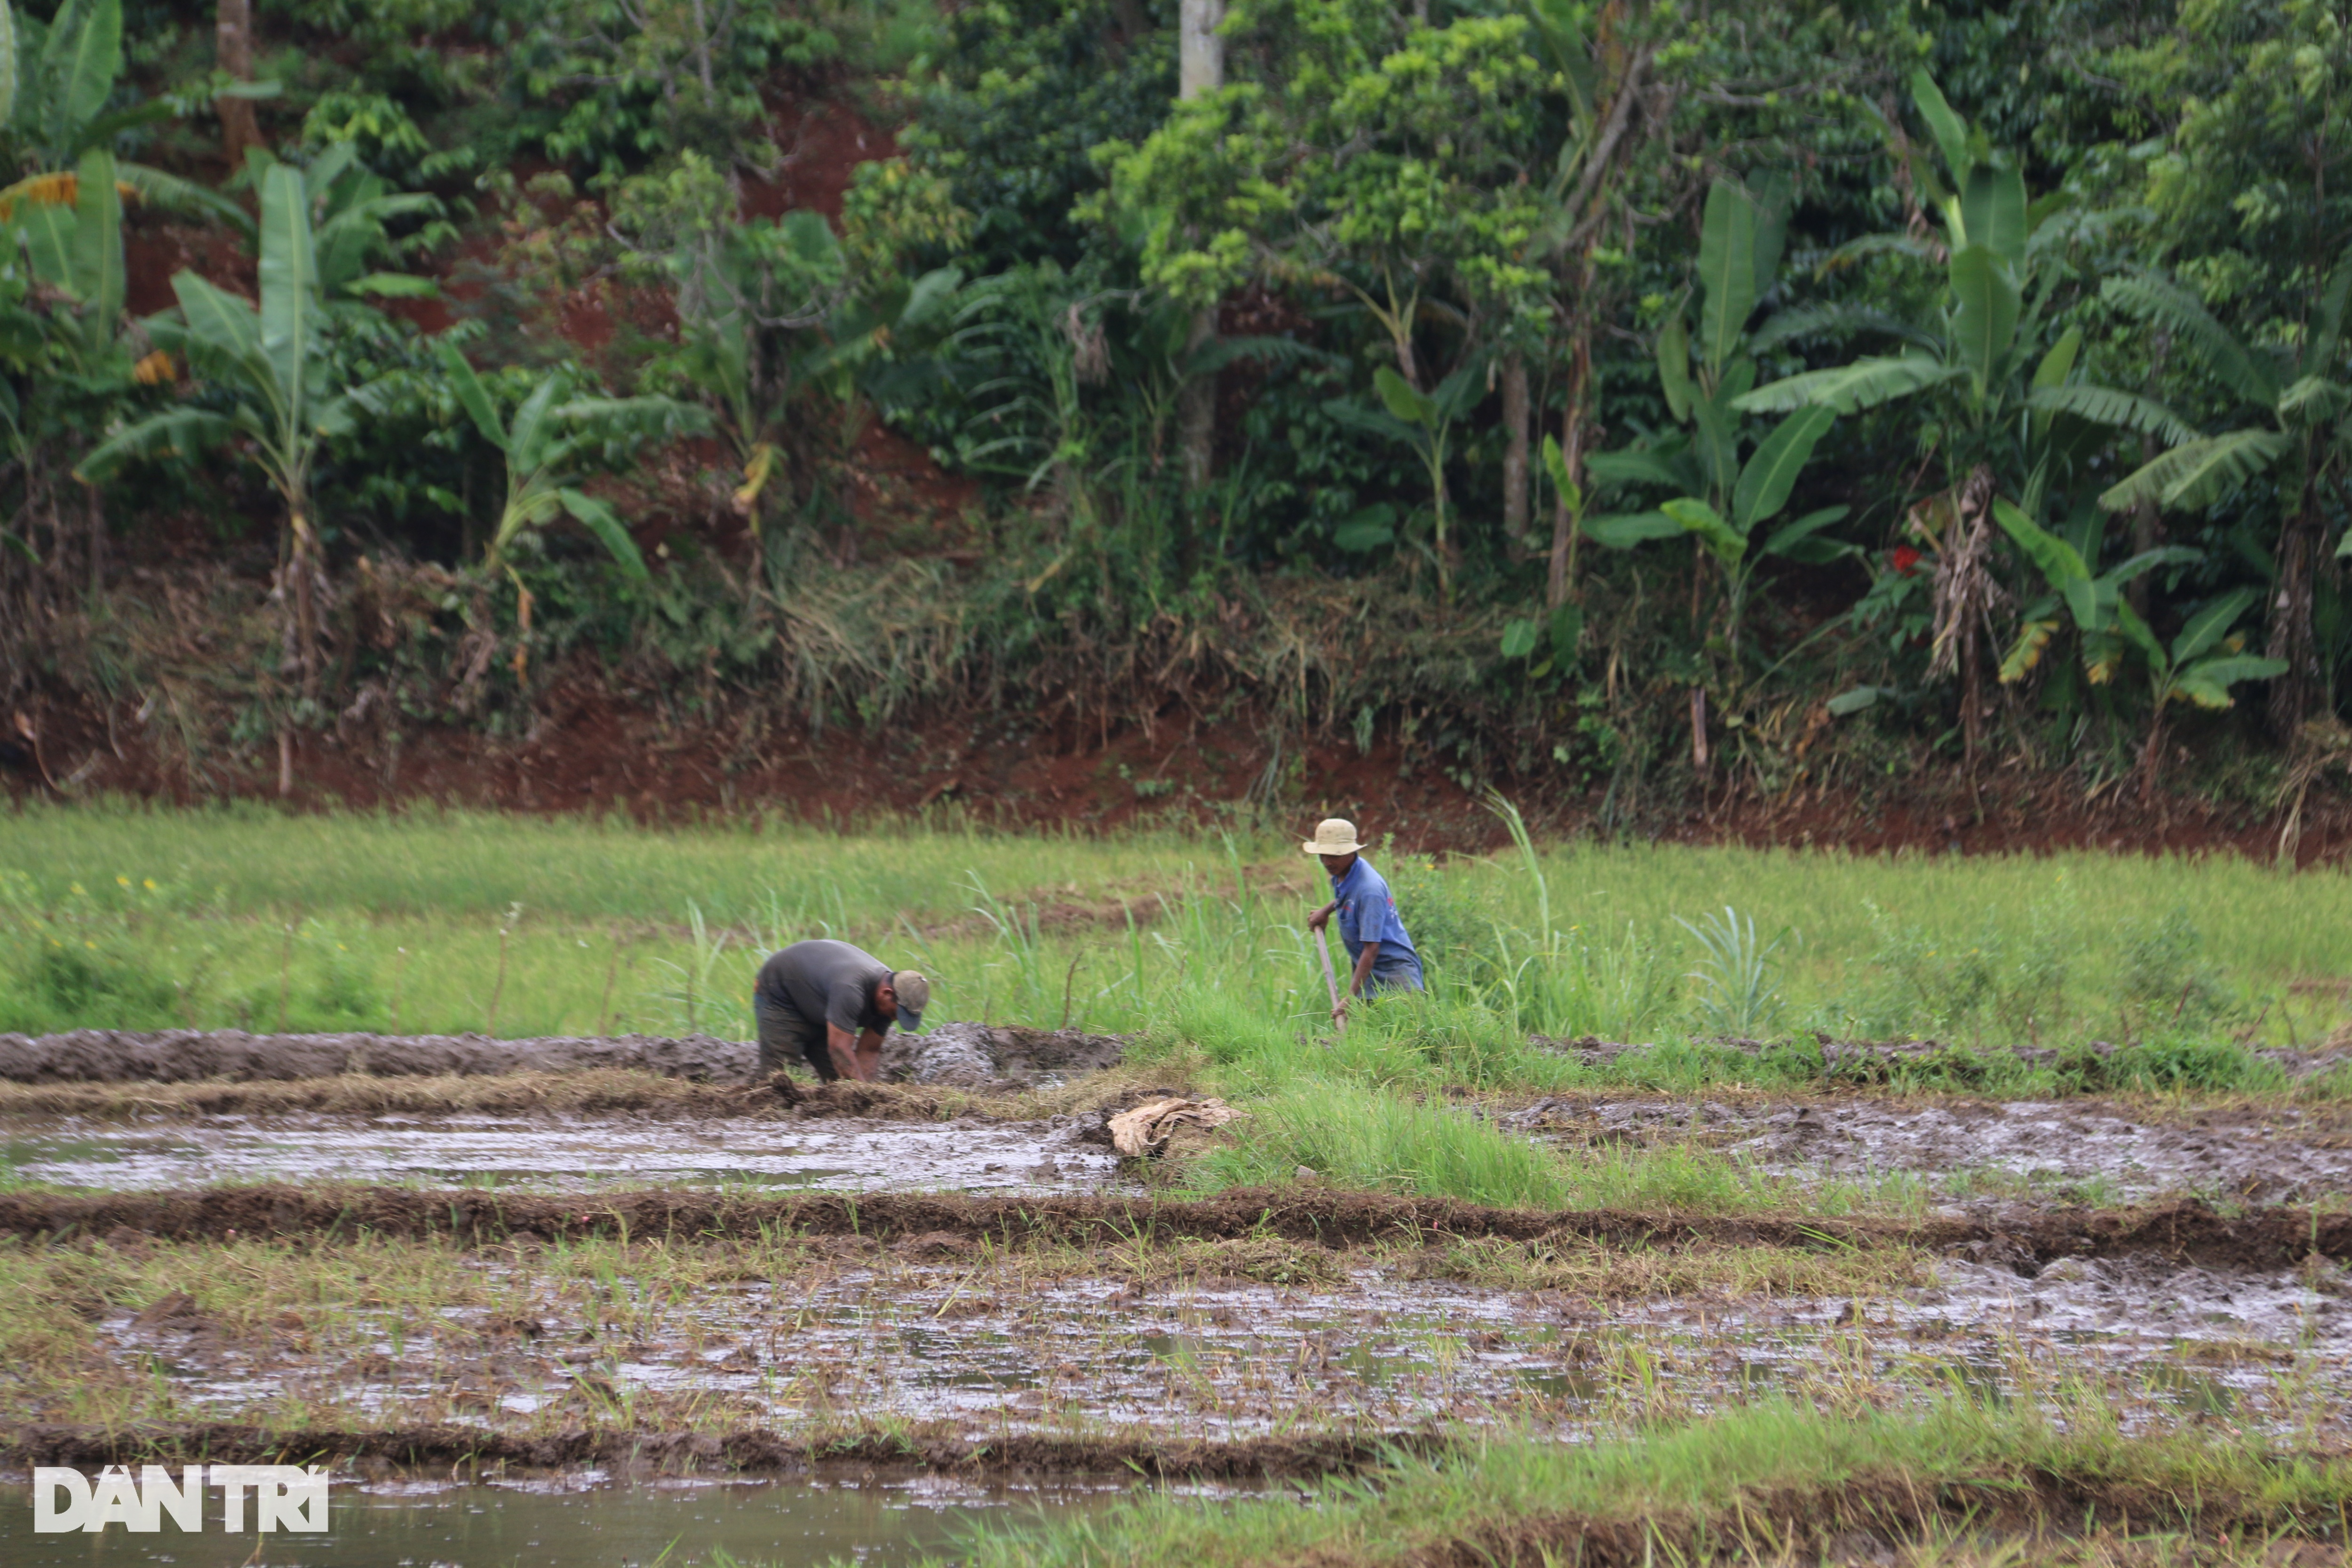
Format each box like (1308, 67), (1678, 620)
(1350, 940), (1380, 996)
(826, 1023), (865, 1081)
(853, 1027), (886, 1081)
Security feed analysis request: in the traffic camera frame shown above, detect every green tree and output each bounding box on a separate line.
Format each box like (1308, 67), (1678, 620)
(1734, 71), (2194, 772)
(0, 0), (268, 226)
(1580, 178), (1850, 660)
(2096, 264), (2352, 729)
(79, 163), (362, 702)
(1098, 0), (1550, 592)
(2101, 0), (2352, 732)
(432, 338), (701, 578)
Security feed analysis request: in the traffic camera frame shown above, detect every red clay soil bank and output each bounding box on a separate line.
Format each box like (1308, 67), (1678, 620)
(2, 1185), (2344, 1271)
(10, 685), (2348, 860)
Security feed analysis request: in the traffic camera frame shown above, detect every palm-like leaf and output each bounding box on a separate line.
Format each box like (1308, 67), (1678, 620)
(74, 407), (234, 481)
(257, 165), (320, 436)
(55, 0), (119, 154)
(557, 490), (648, 580)
(2096, 429), (2288, 513)
(0, 3), (18, 128)
(2023, 384), (2198, 447)
(116, 162), (253, 235)
(1732, 356), (1961, 415)
(1695, 181), (1756, 375)
(2100, 275), (2279, 409)
(1731, 406), (1835, 530)
(2171, 588), (2258, 666)
(1748, 303), (1936, 354)
(1947, 244), (2020, 388)
(71, 147), (121, 359)
(1581, 511), (1683, 548)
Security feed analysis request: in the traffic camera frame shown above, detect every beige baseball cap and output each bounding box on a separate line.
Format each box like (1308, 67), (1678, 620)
(889, 969), (930, 1032)
(1302, 818), (1367, 856)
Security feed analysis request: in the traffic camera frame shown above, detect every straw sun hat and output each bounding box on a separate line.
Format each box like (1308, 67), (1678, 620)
(1302, 818), (1367, 856)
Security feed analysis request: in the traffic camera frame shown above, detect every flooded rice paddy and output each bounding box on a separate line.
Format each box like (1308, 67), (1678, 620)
(74, 1233), (2352, 1446)
(0, 1113), (1122, 1194)
(5, 1067), (2350, 1565)
(1505, 1094), (2352, 1204)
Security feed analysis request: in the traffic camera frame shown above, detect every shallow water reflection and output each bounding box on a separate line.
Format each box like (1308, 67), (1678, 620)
(0, 1465), (1162, 1568)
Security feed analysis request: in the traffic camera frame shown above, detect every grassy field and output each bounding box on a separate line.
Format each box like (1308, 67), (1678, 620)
(914, 1397), (2352, 1568)
(4, 799), (2349, 1099)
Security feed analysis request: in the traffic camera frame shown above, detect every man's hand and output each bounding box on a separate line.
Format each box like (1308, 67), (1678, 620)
(1307, 903), (1332, 933)
(827, 1026), (888, 1081)
(1332, 996), (1349, 1026)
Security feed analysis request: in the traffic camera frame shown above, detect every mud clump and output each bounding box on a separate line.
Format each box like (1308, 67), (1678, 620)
(880, 1022), (1126, 1090)
(0, 1029), (756, 1083)
(763, 1076), (961, 1120)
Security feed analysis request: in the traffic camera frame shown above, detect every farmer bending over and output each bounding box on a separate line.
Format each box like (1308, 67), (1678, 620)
(1304, 818), (1422, 1024)
(752, 939), (930, 1082)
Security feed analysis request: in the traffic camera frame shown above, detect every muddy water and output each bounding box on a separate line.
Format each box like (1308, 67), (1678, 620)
(1503, 1095), (2352, 1203)
(0, 1465), (1161, 1567)
(0, 1113), (1124, 1193)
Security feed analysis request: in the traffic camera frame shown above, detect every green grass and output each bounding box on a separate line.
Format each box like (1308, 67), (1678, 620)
(1, 800), (2345, 1108)
(1182, 1075), (1923, 1214)
(904, 1397), (2352, 1568)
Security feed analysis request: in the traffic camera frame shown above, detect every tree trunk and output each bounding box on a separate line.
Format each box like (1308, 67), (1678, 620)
(287, 510), (323, 701)
(1500, 355), (1528, 549)
(86, 482), (104, 596)
(2266, 492), (2320, 739)
(2127, 435), (2159, 620)
(1546, 330), (1591, 608)
(1174, 0), (1222, 502)
(215, 0), (262, 167)
(1176, 311), (1216, 496)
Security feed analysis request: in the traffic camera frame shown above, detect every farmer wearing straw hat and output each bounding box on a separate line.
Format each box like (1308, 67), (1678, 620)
(752, 939), (931, 1083)
(1303, 818), (1422, 1024)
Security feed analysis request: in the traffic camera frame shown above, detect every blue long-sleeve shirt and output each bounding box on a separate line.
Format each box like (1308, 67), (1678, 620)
(1327, 858), (1416, 967)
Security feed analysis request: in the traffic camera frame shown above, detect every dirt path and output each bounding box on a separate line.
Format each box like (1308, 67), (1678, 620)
(1502, 1093), (2352, 1204)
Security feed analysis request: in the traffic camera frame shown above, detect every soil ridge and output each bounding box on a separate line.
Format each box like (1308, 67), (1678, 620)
(1, 1184), (2343, 1270)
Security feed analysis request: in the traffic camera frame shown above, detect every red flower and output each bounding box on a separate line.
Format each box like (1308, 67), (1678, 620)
(1891, 546), (1923, 577)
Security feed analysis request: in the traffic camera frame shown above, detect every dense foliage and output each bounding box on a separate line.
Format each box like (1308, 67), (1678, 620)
(0, 0), (2346, 812)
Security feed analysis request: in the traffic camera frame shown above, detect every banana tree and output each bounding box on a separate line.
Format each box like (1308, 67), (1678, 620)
(663, 209), (849, 577)
(1578, 178), (1850, 654)
(1732, 71), (2198, 770)
(1321, 363), (1483, 601)
(0, 139), (142, 603)
(432, 338), (703, 579)
(78, 163), (355, 699)
(1735, 74), (2193, 511)
(1994, 500), (2281, 796)
(0, 0), (268, 229)
(2096, 259), (2352, 733)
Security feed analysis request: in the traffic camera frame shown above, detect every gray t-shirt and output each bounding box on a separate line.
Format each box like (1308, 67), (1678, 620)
(754, 939), (894, 1036)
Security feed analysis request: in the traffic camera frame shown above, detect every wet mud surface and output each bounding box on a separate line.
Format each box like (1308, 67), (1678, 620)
(1502, 1093), (2352, 1204)
(1, 1112), (1124, 1194)
(11, 1236), (2347, 1456)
